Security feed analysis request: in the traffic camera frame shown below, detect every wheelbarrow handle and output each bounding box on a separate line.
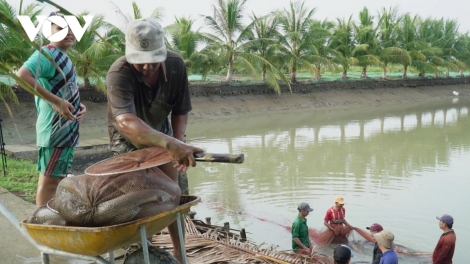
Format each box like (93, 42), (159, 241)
(194, 153), (244, 164)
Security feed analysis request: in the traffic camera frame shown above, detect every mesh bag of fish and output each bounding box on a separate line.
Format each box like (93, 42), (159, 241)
(26, 148), (181, 227)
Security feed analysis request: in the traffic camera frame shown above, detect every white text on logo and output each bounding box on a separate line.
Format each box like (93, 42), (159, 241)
(18, 15), (94, 42)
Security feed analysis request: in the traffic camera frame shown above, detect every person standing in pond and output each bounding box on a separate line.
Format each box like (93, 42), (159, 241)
(16, 11), (86, 207)
(292, 202), (314, 254)
(106, 18), (204, 262)
(324, 196), (353, 243)
(367, 223), (384, 264)
(333, 244), (354, 264)
(433, 214), (456, 264)
(373, 230), (398, 264)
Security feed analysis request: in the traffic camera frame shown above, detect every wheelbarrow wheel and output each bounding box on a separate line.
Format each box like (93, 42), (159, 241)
(123, 246), (180, 264)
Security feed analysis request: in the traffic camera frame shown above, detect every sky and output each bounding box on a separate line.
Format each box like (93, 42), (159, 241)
(8, 0), (470, 34)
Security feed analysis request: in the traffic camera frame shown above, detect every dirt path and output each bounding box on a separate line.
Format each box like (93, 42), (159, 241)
(1, 79), (469, 146)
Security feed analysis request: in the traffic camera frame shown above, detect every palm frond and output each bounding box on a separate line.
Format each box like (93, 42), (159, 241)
(0, 81), (18, 104)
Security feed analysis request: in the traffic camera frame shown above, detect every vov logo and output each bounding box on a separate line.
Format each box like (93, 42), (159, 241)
(18, 15), (94, 42)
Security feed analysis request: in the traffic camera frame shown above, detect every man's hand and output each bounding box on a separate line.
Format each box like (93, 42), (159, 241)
(299, 247), (311, 255)
(76, 103), (86, 122)
(54, 99), (75, 120)
(166, 139), (204, 171)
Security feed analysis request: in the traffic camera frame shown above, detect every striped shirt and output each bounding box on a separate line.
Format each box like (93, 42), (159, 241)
(22, 45), (80, 147)
(324, 206), (346, 224)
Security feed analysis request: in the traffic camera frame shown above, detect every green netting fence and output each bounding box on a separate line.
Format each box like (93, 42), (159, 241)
(2, 71), (467, 88)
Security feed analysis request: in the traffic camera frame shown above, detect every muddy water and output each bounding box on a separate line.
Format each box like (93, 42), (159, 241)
(185, 98), (470, 263)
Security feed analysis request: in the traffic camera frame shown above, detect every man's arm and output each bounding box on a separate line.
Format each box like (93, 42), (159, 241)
(171, 114), (188, 142)
(115, 113), (203, 170)
(292, 237), (309, 252)
(16, 67), (75, 120)
(324, 220), (335, 231)
(292, 222), (310, 253)
(323, 210), (335, 231)
(342, 218), (353, 228)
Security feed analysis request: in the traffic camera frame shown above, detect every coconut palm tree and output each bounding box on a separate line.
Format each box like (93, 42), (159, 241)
(432, 18), (463, 77)
(396, 14), (426, 78)
(203, 0), (289, 92)
(376, 7), (410, 79)
(353, 7), (380, 78)
(110, 0), (164, 30)
(453, 33), (470, 76)
(247, 12), (283, 82)
(416, 18), (445, 77)
(309, 19), (336, 79)
(202, 0), (250, 82)
(0, 0), (44, 103)
(277, 1), (317, 83)
(0, 0), (42, 71)
(165, 16), (218, 77)
(330, 16), (357, 79)
(68, 13), (123, 92)
(166, 17), (200, 64)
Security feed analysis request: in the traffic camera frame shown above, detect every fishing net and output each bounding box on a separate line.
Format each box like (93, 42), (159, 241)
(351, 227), (433, 259)
(55, 166), (180, 227)
(84, 147), (173, 176)
(26, 147), (181, 227)
(309, 225), (353, 250)
(26, 199), (69, 226)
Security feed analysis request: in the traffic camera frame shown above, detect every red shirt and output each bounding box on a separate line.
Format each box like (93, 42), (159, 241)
(433, 230), (456, 264)
(324, 206), (346, 224)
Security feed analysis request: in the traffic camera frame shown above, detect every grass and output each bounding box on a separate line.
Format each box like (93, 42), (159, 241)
(0, 157), (37, 203)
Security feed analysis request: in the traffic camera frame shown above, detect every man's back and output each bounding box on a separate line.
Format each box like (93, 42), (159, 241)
(379, 250), (398, 264)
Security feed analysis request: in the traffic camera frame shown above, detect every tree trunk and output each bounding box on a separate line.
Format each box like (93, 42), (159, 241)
(402, 66), (408, 79)
(226, 59), (233, 82)
(446, 68), (449, 77)
(382, 67), (387, 79)
(316, 65), (321, 79)
(262, 66), (266, 82)
(458, 69), (463, 77)
(360, 67), (367, 78)
(84, 78), (91, 89)
(341, 67), (348, 79)
(290, 67), (297, 83)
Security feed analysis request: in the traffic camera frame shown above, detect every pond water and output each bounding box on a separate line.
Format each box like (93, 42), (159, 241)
(182, 98), (470, 263)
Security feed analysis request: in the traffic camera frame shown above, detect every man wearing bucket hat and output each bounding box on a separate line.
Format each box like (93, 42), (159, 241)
(292, 202), (314, 254)
(433, 214), (456, 264)
(367, 223), (384, 264)
(106, 18), (204, 262)
(373, 230), (398, 264)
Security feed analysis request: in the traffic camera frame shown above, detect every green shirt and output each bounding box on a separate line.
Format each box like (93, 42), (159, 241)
(22, 44), (80, 147)
(292, 214), (310, 251)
